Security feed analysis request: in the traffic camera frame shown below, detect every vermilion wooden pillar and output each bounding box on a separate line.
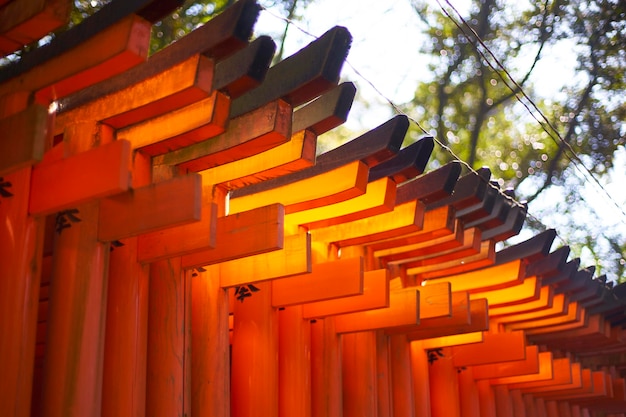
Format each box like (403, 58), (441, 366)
(311, 317), (342, 417)
(40, 200), (110, 417)
(191, 267), (230, 417)
(342, 331), (377, 417)
(410, 341), (432, 417)
(458, 367), (481, 417)
(278, 305), (312, 417)
(429, 347), (461, 417)
(40, 123), (112, 417)
(101, 238), (149, 417)
(389, 334), (415, 417)
(231, 281), (278, 417)
(146, 258), (190, 417)
(477, 379), (497, 417)
(0, 168), (44, 417)
(493, 385), (513, 417)
(376, 332), (392, 417)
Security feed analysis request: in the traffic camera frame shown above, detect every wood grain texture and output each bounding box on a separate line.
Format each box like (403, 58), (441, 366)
(0, 104), (48, 175)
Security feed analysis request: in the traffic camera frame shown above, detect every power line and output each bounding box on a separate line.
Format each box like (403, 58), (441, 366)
(437, 0), (626, 227)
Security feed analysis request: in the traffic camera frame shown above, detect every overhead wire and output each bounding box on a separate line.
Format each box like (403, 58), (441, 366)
(258, 2), (626, 250)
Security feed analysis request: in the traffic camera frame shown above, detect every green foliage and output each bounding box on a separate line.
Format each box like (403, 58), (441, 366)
(403, 0), (625, 280)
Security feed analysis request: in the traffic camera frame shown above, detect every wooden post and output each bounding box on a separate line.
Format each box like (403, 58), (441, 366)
(477, 379), (497, 417)
(40, 123), (113, 417)
(342, 331), (378, 417)
(0, 168), (45, 417)
(311, 317), (342, 417)
(458, 367), (481, 417)
(429, 347), (461, 417)
(101, 238), (149, 417)
(376, 332), (392, 417)
(390, 334), (415, 417)
(231, 281), (278, 417)
(278, 305), (312, 417)
(493, 385), (513, 417)
(191, 266), (230, 417)
(411, 341), (432, 417)
(146, 258), (190, 417)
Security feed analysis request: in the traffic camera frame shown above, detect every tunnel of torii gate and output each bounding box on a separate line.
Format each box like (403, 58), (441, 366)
(1, 1), (626, 417)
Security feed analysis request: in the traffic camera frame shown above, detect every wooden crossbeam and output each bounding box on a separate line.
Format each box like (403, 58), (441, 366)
(426, 167), (491, 211)
(59, 0), (260, 113)
(512, 360), (577, 391)
(368, 137), (433, 183)
(116, 91), (230, 155)
(496, 229), (557, 265)
(29, 139), (131, 215)
(488, 353), (555, 385)
(271, 257), (363, 307)
(55, 54), (216, 133)
(233, 115), (408, 200)
(405, 298), (488, 341)
(180, 203), (284, 268)
(374, 223), (468, 265)
(136, 199), (217, 263)
(472, 346), (541, 380)
(98, 174), (202, 241)
(308, 199), (424, 248)
(470, 276), (541, 307)
(411, 240), (496, 280)
(489, 285), (554, 318)
(230, 26), (351, 118)
(387, 290), (468, 336)
(1, 14), (151, 105)
(494, 293), (568, 325)
(217, 232), (310, 287)
(452, 331), (527, 367)
(334, 289), (419, 334)
(0, 104), (48, 175)
(400, 227), (483, 269)
(301, 269), (388, 318)
(508, 301), (582, 332)
(284, 176), (396, 230)
(229, 160), (369, 214)
(420, 259), (524, 293)
(0, 0), (71, 55)
(417, 331), (484, 350)
(154, 99), (292, 171)
(395, 161), (461, 205)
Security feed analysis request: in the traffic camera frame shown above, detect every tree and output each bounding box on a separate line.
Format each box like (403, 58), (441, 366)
(399, 0), (625, 281)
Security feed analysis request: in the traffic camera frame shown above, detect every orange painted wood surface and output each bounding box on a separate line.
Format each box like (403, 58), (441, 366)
(191, 269), (230, 417)
(411, 341), (433, 417)
(200, 129), (316, 191)
(285, 176), (396, 230)
(3, 15), (151, 103)
(458, 368), (482, 417)
(0, 168), (44, 417)
(218, 233), (311, 287)
(99, 173), (202, 241)
(302, 269), (388, 318)
(311, 318), (342, 417)
(137, 199), (217, 263)
(0, 104), (48, 175)
(146, 258), (189, 417)
(102, 238), (149, 417)
(452, 331), (527, 367)
(229, 160), (370, 215)
(29, 139), (131, 215)
(272, 257), (363, 307)
(55, 54), (214, 132)
(472, 346), (541, 380)
(181, 203), (284, 268)
(155, 99), (292, 172)
(231, 281), (278, 417)
(389, 334), (415, 417)
(429, 347), (461, 417)
(376, 332), (392, 417)
(39, 202), (109, 417)
(309, 199), (424, 248)
(334, 289), (419, 333)
(118, 91), (230, 155)
(342, 332), (378, 417)
(278, 306), (311, 417)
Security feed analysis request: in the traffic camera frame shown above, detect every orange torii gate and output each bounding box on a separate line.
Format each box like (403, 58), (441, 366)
(1, 1), (626, 417)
